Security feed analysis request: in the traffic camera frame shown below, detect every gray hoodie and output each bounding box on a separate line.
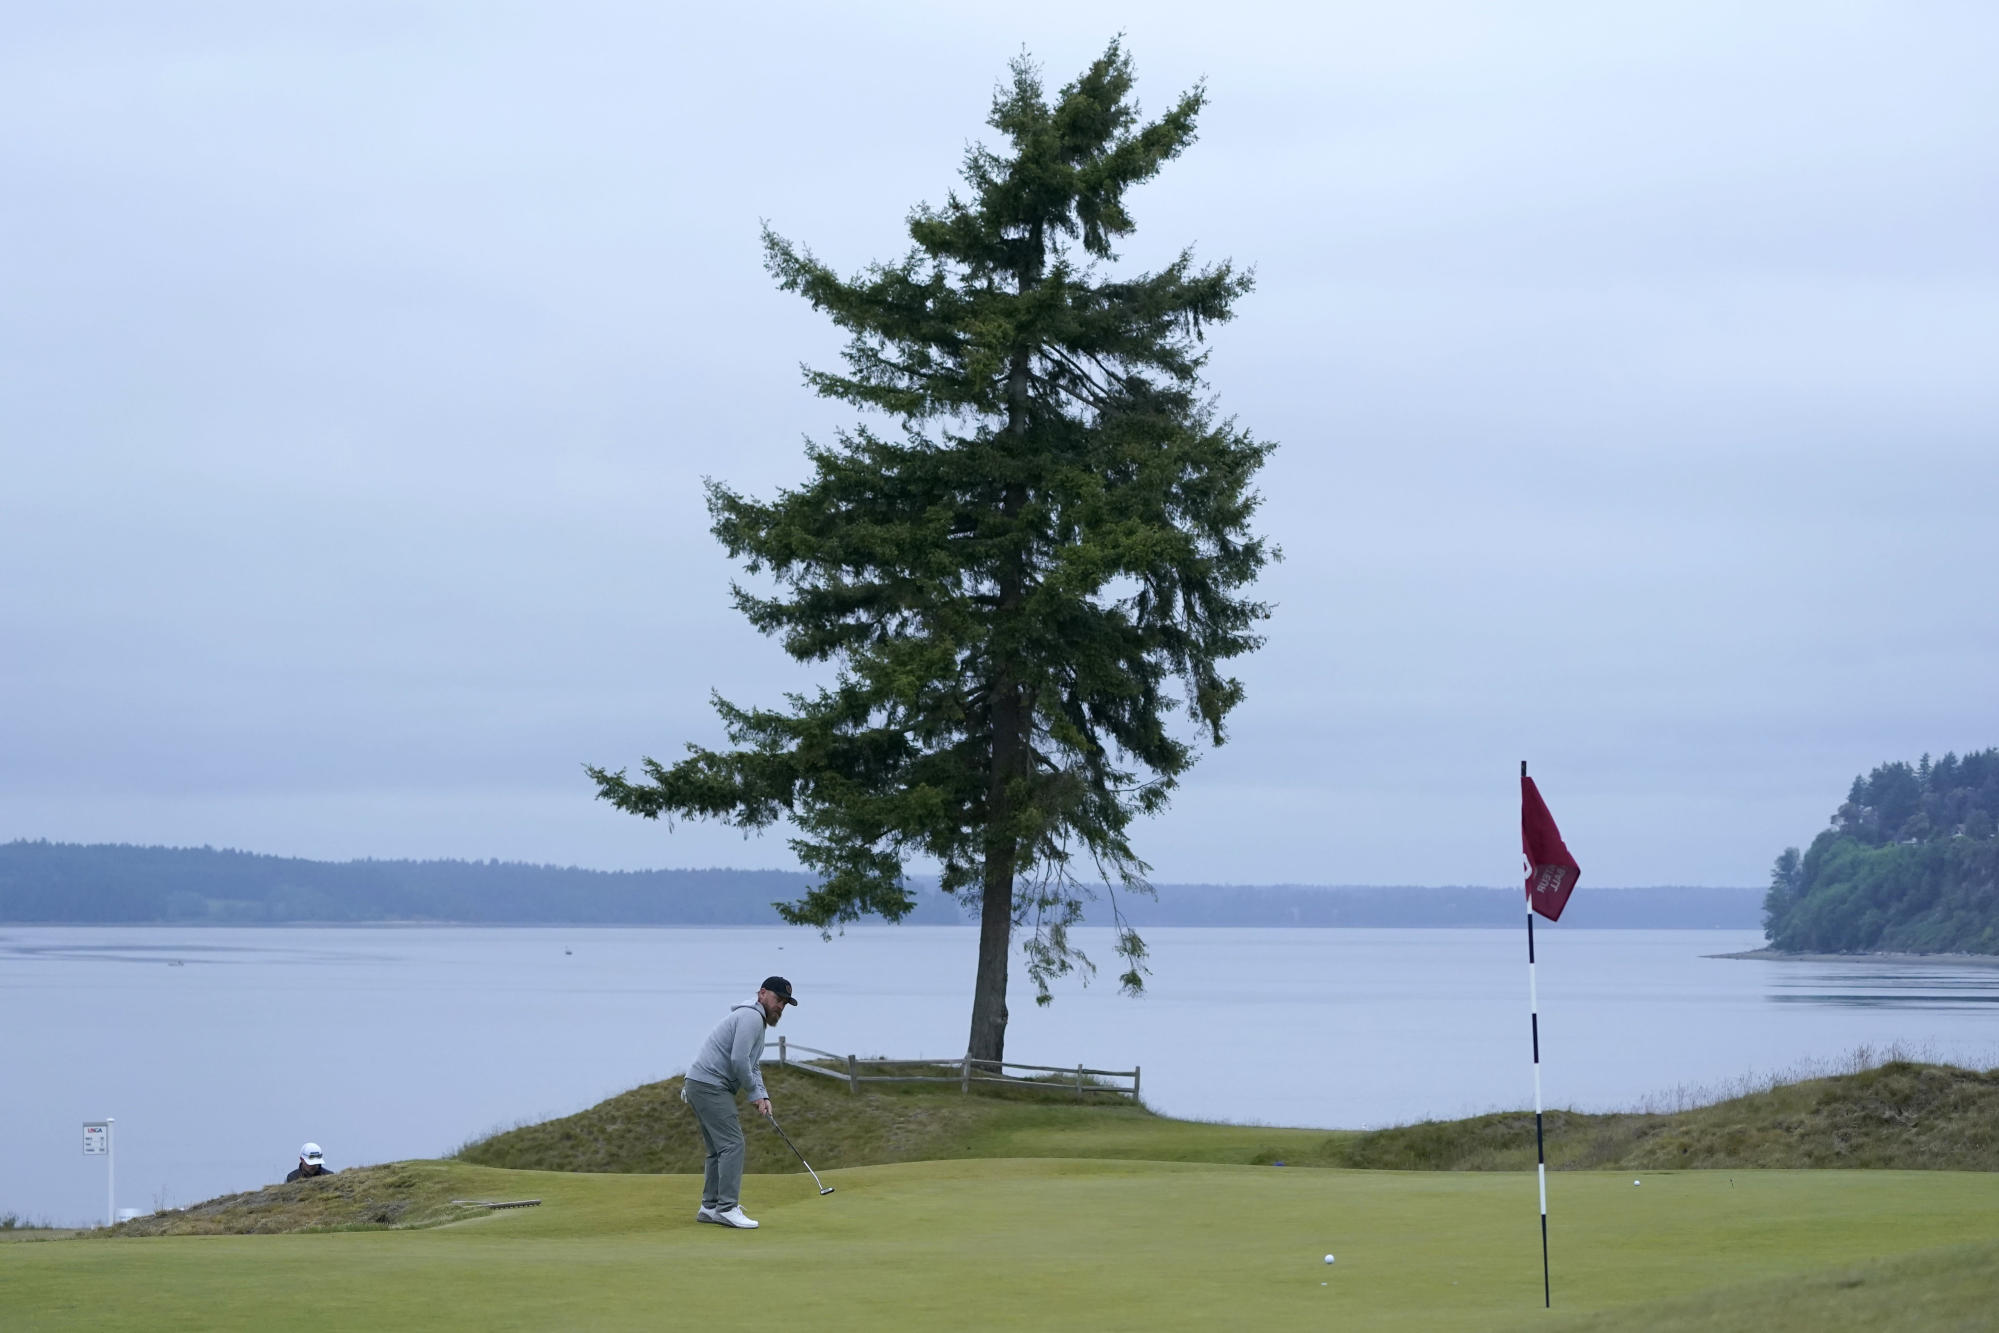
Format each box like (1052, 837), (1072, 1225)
(683, 1002), (770, 1102)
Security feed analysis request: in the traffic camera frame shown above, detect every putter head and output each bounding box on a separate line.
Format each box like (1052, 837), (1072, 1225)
(818, 1186), (835, 1196)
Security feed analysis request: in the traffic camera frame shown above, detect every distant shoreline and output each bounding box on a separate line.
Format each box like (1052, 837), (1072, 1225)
(0, 844), (1765, 928)
(1712, 948), (1999, 968)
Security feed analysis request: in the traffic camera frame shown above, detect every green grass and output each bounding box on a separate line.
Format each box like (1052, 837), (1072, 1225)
(12, 1062), (1995, 1329)
(455, 1059), (1998, 1177)
(7, 1160), (1998, 1331)
(1564, 1237), (1999, 1332)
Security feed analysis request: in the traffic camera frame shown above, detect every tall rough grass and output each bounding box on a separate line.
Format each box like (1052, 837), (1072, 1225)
(1631, 1042), (1960, 1114)
(1346, 1057), (1999, 1172)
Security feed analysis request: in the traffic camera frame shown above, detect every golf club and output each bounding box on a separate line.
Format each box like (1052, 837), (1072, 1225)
(764, 1110), (834, 1195)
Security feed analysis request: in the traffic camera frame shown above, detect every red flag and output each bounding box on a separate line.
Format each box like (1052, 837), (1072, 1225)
(1521, 775), (1580, 922)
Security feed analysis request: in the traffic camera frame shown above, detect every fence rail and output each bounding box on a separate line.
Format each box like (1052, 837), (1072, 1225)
(765, 1037), (1140, 1101)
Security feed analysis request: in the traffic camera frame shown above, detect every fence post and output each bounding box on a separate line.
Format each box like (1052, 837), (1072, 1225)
(778, 1036), (786, 1066)
(847, 1054), (859, 1096)
(961, 1054), (970, 1095)
(1132, 1065), (1141, 1102)
(1076, 1064), (1084, 1100)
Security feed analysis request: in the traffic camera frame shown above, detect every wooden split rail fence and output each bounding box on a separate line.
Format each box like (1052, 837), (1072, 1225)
(765, 1037), (1140, 1102)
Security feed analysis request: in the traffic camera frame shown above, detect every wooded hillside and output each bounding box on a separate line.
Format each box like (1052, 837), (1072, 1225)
(1764, 749), (1999, 954)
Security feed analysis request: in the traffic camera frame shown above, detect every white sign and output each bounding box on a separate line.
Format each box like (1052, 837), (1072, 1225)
(83, 1122), (109, 1156)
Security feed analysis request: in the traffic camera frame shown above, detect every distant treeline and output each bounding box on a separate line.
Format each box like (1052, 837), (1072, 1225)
(0, 841), (828, 926)
(1764, 749), (1999, 954)
(0, 841), (1758, 928)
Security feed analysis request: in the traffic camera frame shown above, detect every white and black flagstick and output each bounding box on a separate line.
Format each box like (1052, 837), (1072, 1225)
(1523, 760), (1551, 1309)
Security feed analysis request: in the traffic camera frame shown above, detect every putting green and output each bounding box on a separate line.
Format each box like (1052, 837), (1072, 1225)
(7, 1160), (1997, 1331)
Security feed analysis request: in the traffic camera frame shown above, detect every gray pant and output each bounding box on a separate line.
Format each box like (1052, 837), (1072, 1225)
(682, 1078), (744, 1211)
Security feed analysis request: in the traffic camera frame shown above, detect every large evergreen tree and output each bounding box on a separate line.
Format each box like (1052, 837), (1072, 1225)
(588, 42), (1275, 1064)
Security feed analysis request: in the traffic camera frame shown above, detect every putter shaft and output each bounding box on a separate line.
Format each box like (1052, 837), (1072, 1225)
(766, 1113), (835, 1195)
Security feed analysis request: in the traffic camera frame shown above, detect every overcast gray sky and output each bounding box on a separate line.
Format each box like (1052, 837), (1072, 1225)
(4, 1), (1994, 888)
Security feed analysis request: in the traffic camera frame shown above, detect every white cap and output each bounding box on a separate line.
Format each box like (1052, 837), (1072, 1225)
(301, 1142), (324, 1163)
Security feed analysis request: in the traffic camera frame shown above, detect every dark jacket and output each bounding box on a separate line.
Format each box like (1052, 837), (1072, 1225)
(285, 1162), (333, 1182)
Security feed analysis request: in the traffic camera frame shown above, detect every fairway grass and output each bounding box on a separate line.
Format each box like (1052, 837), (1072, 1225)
(1567, 1237), (1999, 1333)
(8, 1161), (1998, 1331)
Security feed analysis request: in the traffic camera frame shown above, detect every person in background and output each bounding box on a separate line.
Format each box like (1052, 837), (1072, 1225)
(680, 976), (797, 1229)
(285, 1142), (334, 1182)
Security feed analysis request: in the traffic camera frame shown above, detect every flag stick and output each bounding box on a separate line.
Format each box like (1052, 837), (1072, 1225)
(1523, 760), (1551, 1309)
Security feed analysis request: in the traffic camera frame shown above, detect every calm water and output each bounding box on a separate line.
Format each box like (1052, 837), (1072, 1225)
(6, 925), (1997, 1225)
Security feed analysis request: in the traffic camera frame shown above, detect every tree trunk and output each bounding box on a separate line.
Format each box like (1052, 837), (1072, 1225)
(968, 566), (1027, 1067)
(966, 785), (1015, 1067)
(967, 236), (1043, 1068)
(965, 222), (1045, 1070)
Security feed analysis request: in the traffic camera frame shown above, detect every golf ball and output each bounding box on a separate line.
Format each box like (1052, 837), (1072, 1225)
(1633, 1179), (1642, 1186)
(1324, 1254), (1336, 1265)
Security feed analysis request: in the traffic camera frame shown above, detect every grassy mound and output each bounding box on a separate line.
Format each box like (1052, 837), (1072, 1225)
(106, 1163), (471, 1237)
(458, 1064), (985, 1174)
(106, 1060), (1997, 1239)
(458, 1060), (1999, 1178)
(1342, 1061), (1999, 1172)
(454, 1062), (1347, 1175)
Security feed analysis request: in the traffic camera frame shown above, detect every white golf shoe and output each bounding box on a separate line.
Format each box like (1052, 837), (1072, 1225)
(712, 1205), (758, 1229)
(695, 1206), (721, 1224)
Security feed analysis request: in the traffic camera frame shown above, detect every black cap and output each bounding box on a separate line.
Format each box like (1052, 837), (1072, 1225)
(761, 976), (798, 1006)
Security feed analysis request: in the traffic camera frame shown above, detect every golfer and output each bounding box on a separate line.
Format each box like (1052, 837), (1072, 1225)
(682, 976), (797, 1229)
(285, 1143), (333, 1182)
